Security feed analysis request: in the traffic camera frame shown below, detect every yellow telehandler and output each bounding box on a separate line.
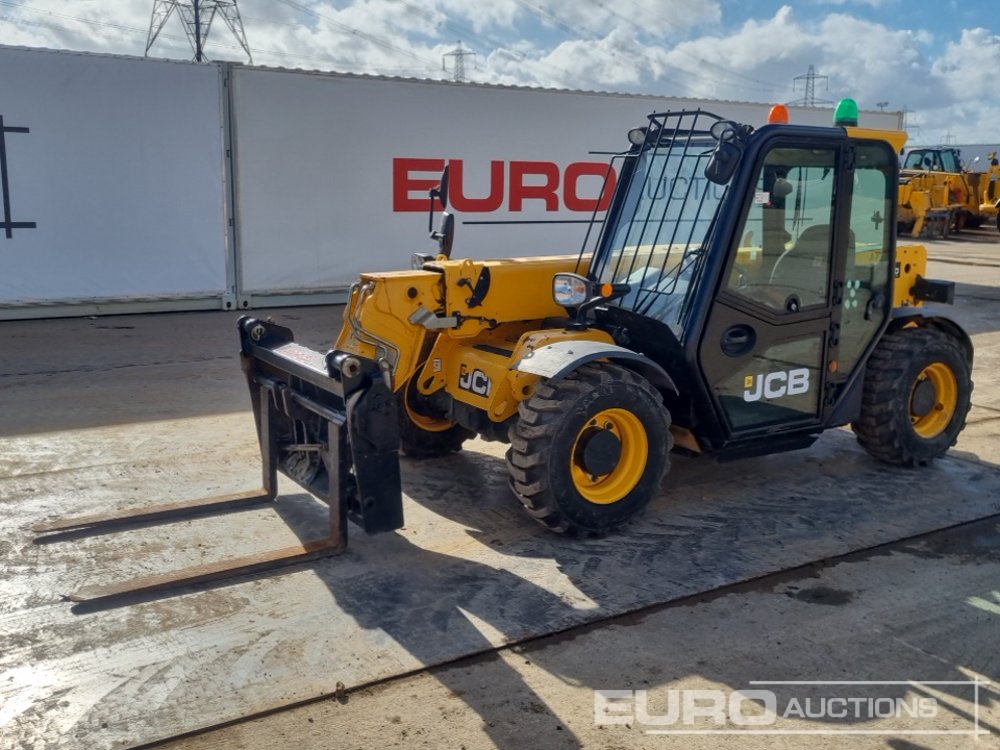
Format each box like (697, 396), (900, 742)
(972, 151), (1000, 231)
(37, 100), (973, 603)
(898, 146), (1000, 236)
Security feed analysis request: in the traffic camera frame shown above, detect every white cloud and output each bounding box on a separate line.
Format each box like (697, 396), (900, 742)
(0, 0), (994, 141)
(437, 0), (522, 34)
(526, 0), (722, 39)
(634, 6), (974, 141)
(486, 25), (650, 91)
(921, 27), (1000, 142)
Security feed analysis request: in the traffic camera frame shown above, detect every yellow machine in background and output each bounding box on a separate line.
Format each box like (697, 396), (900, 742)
(898, 147), (975, 237)
(898, 146), (1000, 237)
(974, 151), (1000, 231)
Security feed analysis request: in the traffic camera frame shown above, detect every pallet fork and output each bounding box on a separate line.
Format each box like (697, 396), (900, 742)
(33, 317), (404, 604)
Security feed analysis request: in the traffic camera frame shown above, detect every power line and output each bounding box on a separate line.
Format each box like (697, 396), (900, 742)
(579, 0), (784, 94)
(0, 3), (428, 76)
(0, 0), (769, 96)
(272, 0), (440, 73)
(505, 0), (699, 95)
(506, 0), (783, 98)
(146, 1), (252, 63)
(383, 0), (618, 90)
(1, 0), (784, 99)
(0, 0), (165, 38)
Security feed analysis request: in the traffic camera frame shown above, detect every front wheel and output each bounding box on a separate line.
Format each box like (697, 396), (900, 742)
(506, 363), (672, 536)
(852, 327), (972, 466)
(398, 377), (474, 459)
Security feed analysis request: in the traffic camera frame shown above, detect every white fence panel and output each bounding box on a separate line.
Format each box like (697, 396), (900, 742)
(0, 47), (228, 314)
(0, 48), (904, 314)
(230, 68), (902, 297)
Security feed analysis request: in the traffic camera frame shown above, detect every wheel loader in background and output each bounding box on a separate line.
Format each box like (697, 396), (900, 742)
(37, 100), (974, 603)
(898, 146), (1000, 236)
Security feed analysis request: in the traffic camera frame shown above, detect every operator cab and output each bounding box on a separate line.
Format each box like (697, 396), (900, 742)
(588, 114), (731, 333)
(573, 101), (900, 452)
(902, 148), (961, 173)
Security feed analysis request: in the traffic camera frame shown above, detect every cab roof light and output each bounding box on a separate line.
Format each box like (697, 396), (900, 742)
(834, 98), (859, 127)
(768, 104), (790, 124)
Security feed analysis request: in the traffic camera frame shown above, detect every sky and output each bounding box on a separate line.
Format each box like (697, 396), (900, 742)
(0, 0), (997, 145)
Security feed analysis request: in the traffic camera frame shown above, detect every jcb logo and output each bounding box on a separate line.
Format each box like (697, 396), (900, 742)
(743, 368), (810, 402)
(459, 365), (492, 397)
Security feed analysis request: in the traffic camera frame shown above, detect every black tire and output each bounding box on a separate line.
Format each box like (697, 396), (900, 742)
(852, 327), (972, 466)
(398, 378), (474, 459)
(952, 211), (964, 234)
(506, 362), (672, 536)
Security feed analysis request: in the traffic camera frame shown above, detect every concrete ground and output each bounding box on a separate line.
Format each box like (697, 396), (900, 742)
(156, 516), (1000, 750)
(1, 232), (999, 749)
(158, 229), (1000, 750)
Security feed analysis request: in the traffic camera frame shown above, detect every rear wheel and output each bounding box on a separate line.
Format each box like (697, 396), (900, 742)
(398, 378), (473, 459)
(852, 327), (971, 466)
(506, 362), (671, 536)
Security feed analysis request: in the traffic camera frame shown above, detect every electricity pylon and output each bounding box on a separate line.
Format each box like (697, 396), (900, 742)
(146, 0), (253, 64)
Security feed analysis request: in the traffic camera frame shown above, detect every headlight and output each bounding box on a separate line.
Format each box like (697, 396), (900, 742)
(553, 273), (590, 307)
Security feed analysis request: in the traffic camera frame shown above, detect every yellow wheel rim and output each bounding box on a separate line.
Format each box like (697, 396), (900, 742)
(403, 387), (457, 433)
(570, 408), (649, 505)
(909, 362), (958, 439)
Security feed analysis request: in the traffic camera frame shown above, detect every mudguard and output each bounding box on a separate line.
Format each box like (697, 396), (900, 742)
(888, 308), (974, 365)
(514, 339), (678, 394)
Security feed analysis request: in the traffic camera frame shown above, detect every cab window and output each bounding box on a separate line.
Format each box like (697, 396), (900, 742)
(726, 147), (837, 313)
(839, 144), (894, 373)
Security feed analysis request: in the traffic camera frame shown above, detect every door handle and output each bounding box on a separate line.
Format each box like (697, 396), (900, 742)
(721, 324), (756, 357)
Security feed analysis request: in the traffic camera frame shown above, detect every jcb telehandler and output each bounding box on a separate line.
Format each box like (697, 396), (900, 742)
(898, 146), (998, 236)
(38, 100), (973, 603)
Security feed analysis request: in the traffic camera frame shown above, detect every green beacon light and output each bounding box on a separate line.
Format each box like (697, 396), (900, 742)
(834, 98), (859, 127)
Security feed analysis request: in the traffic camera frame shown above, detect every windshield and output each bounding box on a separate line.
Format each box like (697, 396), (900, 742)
(903, 149), (960, 172)
(591, 123), (728, 332)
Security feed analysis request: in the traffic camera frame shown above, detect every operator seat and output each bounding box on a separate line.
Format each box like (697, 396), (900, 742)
(768, 224), (831, 306)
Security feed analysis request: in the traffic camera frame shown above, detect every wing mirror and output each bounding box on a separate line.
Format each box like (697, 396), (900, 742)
(705, 120), (751, 185)
(427, 166), (456, 259)
(432, 212), (455, 258)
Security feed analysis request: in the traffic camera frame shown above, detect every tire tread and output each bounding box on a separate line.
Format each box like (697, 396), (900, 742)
(506, 363), (672, 536)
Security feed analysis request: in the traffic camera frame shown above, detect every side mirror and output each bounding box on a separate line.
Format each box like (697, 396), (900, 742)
(427, 165), (456, 258)
(432, 212), (455, 258)
(427, 165), (450, 233)
(705, 120), (748, 185)
(705, 141), (742, 185)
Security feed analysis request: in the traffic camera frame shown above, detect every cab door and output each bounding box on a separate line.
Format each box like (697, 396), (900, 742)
(698, 141), (845, 438)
